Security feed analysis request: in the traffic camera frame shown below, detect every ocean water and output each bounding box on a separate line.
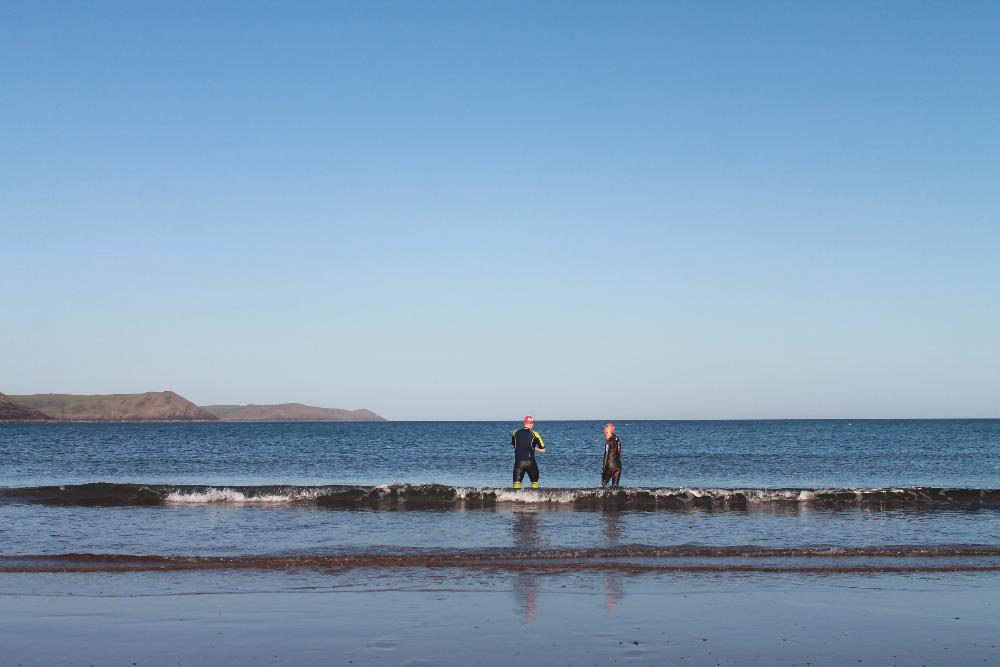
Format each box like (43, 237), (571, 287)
(2, 420), (1000, 571)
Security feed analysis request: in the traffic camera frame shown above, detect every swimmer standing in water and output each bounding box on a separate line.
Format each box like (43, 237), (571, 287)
(601, 422), (622, 488)
(511, 415), (545, 489)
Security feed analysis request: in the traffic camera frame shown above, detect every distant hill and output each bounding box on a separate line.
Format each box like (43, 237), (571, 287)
(10, 391), (219, 422)
(203, 403), (385, 422)
(0, 393), (54, 421)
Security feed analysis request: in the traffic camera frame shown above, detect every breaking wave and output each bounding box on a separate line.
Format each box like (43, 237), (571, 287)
(2, 482), (1000, 510)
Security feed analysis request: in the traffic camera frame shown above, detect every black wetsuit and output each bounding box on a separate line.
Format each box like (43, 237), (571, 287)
(511, 427), (545, 484)
(602, 434), (622, 488)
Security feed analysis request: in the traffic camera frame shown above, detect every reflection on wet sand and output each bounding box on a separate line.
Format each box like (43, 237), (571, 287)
(512, 509), (541, 622)
(508, 509), (626, 622)
(602, 511), (623, 616)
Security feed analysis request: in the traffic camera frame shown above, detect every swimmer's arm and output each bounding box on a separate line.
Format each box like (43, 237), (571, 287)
(533, 432), (545, 452)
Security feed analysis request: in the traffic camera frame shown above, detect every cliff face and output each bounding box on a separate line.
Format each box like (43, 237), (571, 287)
(203, 403), (385, 421)
(0, 393), (54, 421)
(9, 391), (219, 422)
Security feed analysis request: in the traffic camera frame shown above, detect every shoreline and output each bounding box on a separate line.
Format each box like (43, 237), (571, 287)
(2, 568), (998, 666)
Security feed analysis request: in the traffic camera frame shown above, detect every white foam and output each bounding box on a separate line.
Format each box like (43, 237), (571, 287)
(164, 487), (322, 504)
(452, 486), (627, 504)
(650, 487), (834, 503)
(494, 489), (582, 503)
(160, 484), (924, 506)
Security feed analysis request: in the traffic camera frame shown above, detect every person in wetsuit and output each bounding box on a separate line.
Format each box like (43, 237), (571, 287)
(511, 415), (546, 489)
(601, 422), (622, 488)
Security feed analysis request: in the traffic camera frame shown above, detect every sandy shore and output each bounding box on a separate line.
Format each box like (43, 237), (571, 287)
(2, 569), (998, 666)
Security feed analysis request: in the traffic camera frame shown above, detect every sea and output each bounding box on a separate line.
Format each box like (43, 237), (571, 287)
(4, 420), (1000, 665)
(2, 419), (1000, 566)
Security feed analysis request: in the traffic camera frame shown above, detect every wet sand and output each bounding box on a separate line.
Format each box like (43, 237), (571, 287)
(2, 570), (999, 666)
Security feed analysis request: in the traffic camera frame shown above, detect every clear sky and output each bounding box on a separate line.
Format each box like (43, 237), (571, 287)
(2, 1), (998, 420)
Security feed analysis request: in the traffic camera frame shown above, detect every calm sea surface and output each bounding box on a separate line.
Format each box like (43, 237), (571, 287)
(4, 419), (1000, 487)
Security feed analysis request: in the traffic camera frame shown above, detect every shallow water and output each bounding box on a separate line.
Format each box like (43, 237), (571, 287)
(2, 420), (999, 566)
(3, 502), (1000, 557)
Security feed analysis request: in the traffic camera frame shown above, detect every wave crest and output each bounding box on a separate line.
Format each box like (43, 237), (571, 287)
(2, 482), (1000, 510)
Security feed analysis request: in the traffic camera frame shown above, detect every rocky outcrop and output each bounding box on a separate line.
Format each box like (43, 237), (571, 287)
(9, 391), (219, 422)
(0, 393), (54, 421)
(202, 403), (385, 421)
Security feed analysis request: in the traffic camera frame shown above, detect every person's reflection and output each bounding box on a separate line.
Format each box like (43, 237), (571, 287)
(602, 510), (624, 616)
(513, 508), (542, 550)
(511, 509), (541, 623)
(601, 509), (622, 542)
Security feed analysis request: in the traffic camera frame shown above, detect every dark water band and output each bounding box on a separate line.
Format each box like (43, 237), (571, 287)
(3, 546), (1000, 574)
(2, 482), (1000, 510)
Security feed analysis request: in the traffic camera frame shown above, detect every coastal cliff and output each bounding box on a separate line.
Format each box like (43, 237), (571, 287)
(203, 403), (385, 421)
(0, 393), (54, 421)
(9, 391), (219, 422)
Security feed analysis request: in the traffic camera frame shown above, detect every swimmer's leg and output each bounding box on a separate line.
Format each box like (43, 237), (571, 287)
(514, 461), (538, 489)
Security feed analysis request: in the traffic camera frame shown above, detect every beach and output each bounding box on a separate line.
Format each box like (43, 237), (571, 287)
(3, 568), (999, 666)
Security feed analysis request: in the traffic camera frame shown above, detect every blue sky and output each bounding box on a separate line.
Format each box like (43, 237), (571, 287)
(2, 1), (998, 419)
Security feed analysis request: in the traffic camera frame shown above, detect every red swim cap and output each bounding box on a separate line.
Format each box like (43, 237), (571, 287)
(523, 415), (534, 425)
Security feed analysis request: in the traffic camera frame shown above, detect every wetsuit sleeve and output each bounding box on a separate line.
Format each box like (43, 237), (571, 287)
(511, 430), (517, 449)
(533, 432), (545, 451)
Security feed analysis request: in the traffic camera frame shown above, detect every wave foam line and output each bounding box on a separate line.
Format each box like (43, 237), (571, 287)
(2, 483), (1000, 509)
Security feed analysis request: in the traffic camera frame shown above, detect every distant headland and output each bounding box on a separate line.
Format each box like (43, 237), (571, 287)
(202, 404), (384, 422)
(0, 393), (55, 422)
(0, 391), (385, 423)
